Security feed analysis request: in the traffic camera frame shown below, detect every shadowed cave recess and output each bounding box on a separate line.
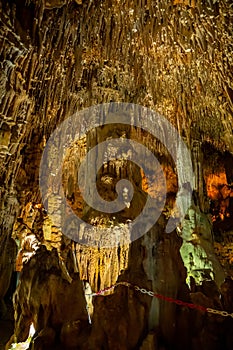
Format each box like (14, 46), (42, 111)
(0, 0), (233, 349)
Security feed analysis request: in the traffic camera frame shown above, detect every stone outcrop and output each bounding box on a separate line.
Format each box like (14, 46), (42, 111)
(6, 247), (89, 350)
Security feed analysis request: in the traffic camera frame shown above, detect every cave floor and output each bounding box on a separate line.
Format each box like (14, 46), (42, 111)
(0, 319), (14, 350)
(0, 300), (14, 350)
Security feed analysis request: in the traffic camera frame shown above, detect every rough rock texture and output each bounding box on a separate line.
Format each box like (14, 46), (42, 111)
(0, 0), (233, 349)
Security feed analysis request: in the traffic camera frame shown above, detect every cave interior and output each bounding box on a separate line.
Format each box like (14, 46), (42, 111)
(0, 0), (233, 349)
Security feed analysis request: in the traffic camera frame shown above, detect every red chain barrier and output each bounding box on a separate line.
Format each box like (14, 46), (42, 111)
(95, 285), (115, 295)
(153, 292), (207, 312)
(90, 282), (233, 317)
(92, 283), (206, 311)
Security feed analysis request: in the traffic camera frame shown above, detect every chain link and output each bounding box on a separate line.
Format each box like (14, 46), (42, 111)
(133, 286), (155, 297)
(116, 282), (132, 288)
(92, 285), (115, 296)
(147, 291), (155, 297)
(207, 308), (233, 318)
(91, 282), (233, 318)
